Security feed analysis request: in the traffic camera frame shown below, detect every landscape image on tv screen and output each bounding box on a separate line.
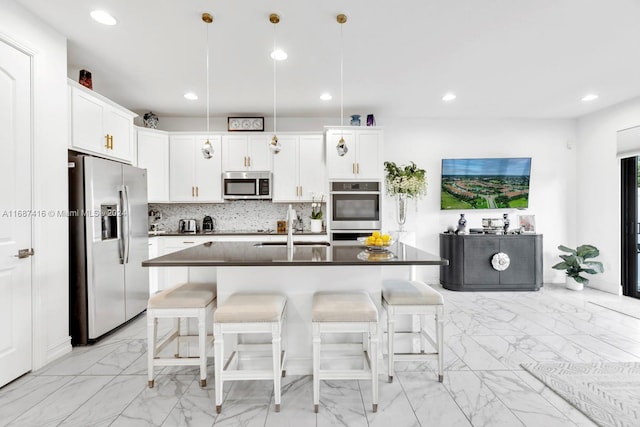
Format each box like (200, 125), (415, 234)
(441, 157), (531, 210)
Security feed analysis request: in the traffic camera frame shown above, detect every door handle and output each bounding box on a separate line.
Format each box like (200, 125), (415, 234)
(247, 156), (251, 167)
(196, 186), (199, 197)
(15, 248), (34, 258)
(356, 163), (360, 174)
(105, 134), (110, 149)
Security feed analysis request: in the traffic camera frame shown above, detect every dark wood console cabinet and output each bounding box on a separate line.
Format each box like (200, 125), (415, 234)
(439, 233), (543, 291)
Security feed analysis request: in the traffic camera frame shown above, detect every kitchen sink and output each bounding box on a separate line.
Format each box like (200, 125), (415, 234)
(254, 241), (331, 247)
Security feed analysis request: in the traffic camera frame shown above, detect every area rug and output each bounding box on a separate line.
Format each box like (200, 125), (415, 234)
(521, 362), (640, 427)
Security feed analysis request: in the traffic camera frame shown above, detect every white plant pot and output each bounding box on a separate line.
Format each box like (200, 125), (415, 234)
(566, 276), (584, 291)
(310, 219), (323, 233)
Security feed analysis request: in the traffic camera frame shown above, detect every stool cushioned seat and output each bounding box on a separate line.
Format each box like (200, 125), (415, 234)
(382, 280), (444, 305)
(312, 291), (378, 322)
(215, 293), (286, 323)
(148, 282), (216, 309)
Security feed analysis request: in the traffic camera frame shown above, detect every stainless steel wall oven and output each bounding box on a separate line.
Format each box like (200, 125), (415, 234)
(329, 181), (381, 241)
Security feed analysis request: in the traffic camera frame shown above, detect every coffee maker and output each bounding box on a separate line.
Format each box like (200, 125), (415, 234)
(203, 215), (215, 232)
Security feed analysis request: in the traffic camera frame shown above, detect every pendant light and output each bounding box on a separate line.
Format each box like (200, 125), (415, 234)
(201, 12), (214, 159)
(336, 14), (348, 157)
(269, 13), (282, 154)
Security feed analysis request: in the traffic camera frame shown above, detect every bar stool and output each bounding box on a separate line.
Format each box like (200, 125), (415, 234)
(312, 291), (379, 413)
(147, 282), (217, 388)
(382, 279), (444, 383)
(214, 293), (287, 413)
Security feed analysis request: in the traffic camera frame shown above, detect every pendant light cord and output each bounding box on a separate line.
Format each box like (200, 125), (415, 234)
(340, 22), (344, 129)
(273, 24), (277, 134)
(206, 21), (211, 134)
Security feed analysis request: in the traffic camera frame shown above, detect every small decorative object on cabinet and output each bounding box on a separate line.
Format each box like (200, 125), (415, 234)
(227, 117), (264, 132)
(551, 244), (604, 291)
(350, 115), (361, 126)
(143, 111), (159, 129)
(366, 114), (375, 126)
(518, 214), (535, 233)
(456, 214), (467, 234)
(503, 213), (510, 233)
(79, 69), (92, 89)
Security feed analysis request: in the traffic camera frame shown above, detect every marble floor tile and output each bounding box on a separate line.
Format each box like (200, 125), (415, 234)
(0, 374), (72, 427)
(110, 374), (195, 427)
(9, 375), (114, 426)
(399, 371), (471, 427)
(358, 374), (419, 427)
(501, 336), (566, 363)
(470, 336), (537, 369)
(513, 370), (598, 426)
(59, 375), (146, 426)
(443, 371), (525, 426)
(264, 375), (317, 427)
(562, 334), (640, 362)
(476, 370), (575, 427)
(82, 339), (147, 375)
(447, 334), (510, 370)
(161, 379), (217, 427)
(532, 335), (604, 363)
(315, 380), (368, 427)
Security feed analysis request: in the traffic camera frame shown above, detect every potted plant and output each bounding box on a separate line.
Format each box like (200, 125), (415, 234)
(551, 244), (604, 291)
(383, 161), (427, 231)
(310, 193), (324, 233)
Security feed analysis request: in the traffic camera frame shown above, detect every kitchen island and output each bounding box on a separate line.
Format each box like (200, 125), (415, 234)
(143, 241), (448, 374)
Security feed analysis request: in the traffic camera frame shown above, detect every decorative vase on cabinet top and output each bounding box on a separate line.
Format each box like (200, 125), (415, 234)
(350, 115), (361, 126)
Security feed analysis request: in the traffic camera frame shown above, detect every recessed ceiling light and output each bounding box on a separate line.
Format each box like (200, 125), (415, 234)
(184, 92), (198, 100)
(581, 93), (599, 102)
(442, 93), (456, 102)
(320, 93), (332, 101)
(270, 49), (288, 61)
(90, 10), (117, 26)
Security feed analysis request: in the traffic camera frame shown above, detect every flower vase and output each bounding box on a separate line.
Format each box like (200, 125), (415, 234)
(310, 219), (323, 233)
(396, 194), (408, 231)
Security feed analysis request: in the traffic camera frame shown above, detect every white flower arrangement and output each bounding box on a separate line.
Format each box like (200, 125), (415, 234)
(384, 161), (427, 198)
(311, 193), (325, 219)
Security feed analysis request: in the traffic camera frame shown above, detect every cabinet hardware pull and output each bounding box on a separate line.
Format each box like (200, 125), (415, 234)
(196, 186), (199, 197)
(357, 163), (360, 174)
(109, 135), (114, 150)
(247, 156), (251, 167)
(243, 156), (247, 167)
(191, 186), (194, 197)
(183, 241), (194, 244)
(299, 186), (302, 197)
(352, 163), (355, 174)
(105, 134), (110, 149)
(15, 248), (34, 258)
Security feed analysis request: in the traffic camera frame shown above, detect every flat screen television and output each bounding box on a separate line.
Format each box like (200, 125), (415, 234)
(441, 157), (531, 210)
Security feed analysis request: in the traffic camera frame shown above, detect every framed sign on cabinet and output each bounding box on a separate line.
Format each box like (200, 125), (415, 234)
(227, 117), (264, 132)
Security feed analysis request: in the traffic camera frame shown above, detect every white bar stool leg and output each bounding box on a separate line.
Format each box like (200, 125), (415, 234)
(312, 322), (320, 413)
(198, 309), (207, 387)
(147, 312), (157, 388)
(272, 322), (282, 412)
(214, 322), (224, 413)
(370, 321), (379, 412)
(436, 306), (444, 382)
(386, 304), (395, 383)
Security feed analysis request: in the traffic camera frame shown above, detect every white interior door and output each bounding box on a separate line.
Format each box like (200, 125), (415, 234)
(0, 40), (33, 387)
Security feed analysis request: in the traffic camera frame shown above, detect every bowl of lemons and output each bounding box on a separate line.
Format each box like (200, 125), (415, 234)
(357, 231), (394, 251)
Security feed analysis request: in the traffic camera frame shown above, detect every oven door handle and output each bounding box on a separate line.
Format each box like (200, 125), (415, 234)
(329, 191), (381, 195)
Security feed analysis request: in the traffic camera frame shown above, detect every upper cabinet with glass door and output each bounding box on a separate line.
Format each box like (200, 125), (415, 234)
(325, 127), (383, 180)
(68, 80), (136, 163)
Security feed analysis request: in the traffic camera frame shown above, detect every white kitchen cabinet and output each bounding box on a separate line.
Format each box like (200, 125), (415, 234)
(68, 80), (136, 163)
(273, 134), (324, 202)
(325, 127), (383, 180)
(222, 134), (271, 171)
(169, 134), (222, 202)
(136, 127), (169, 202)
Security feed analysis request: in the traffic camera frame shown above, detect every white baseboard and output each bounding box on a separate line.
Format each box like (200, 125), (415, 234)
(45, 336), (72, 366)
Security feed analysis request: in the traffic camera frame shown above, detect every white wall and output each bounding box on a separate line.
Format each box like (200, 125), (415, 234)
(138, 115), (338, 133)
(380, 118), (577, 284)
(0, 1), (70, 368)
(576, 97), (640, 294)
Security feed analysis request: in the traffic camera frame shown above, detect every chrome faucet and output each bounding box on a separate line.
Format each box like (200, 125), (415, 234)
(286, 204), (296, 249)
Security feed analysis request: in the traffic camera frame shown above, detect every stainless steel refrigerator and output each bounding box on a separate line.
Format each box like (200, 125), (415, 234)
(69, 153), (149, 344)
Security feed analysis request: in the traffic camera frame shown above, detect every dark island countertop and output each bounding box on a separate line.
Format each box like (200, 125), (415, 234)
(142, 241), (448, 267)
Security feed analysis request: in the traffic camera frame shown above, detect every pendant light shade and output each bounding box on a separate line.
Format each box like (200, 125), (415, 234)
(269, 13), (282, 154)
(201, 12), (214, 159)
(336, 14), (348, 157)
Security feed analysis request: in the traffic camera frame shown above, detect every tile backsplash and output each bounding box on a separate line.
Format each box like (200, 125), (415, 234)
(149, 201), (325, 232)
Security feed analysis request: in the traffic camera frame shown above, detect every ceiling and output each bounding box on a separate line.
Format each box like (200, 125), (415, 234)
(16, 0), (640, 121)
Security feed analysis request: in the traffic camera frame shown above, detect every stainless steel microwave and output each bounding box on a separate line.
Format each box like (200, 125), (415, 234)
(222, 171), (272, 200)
